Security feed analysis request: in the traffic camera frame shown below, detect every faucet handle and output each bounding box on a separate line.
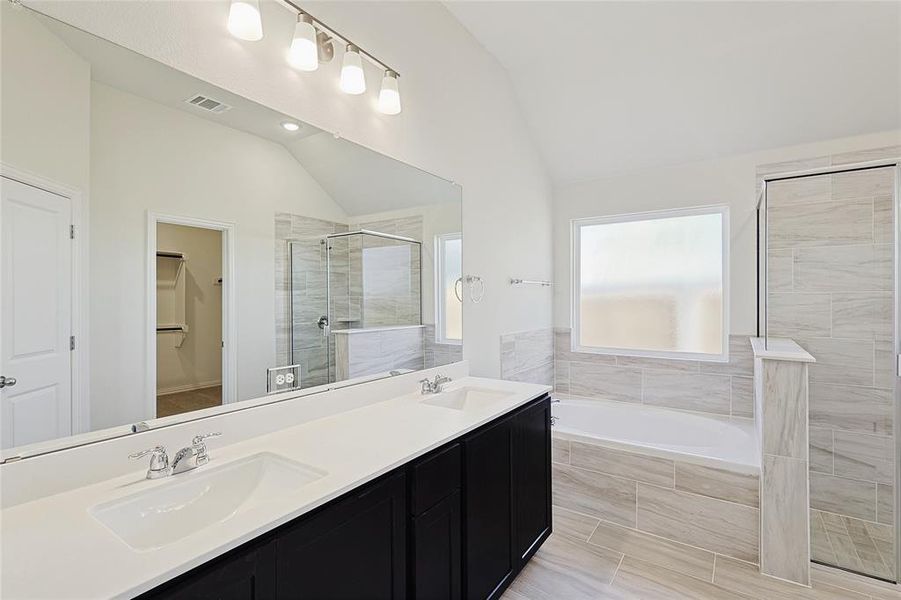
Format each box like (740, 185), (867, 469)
(129, 446), (169, 479)
(192, 432), (221, 465)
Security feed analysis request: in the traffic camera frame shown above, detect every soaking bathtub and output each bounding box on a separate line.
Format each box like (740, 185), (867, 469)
(551, 397), (759, 472)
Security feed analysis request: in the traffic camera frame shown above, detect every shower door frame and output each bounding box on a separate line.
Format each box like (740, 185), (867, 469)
(757, 157), (901, 582)
(322, 229), (424, 384)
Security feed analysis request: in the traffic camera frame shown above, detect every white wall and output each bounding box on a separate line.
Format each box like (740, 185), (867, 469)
(156, 223), (222, 395)
(0, 1), (90, 194)
(90, 81), (347, 428)
(553, 130), (901, 335)
(27, 0), (555, 379)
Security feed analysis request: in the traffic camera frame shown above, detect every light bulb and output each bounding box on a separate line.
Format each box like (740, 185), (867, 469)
(287, 14), (318, 71)
(377, 70), (401, 115)
(227, 0), (263, 41)
(340, 45), (366, 95)
(281, 121), (300, 132)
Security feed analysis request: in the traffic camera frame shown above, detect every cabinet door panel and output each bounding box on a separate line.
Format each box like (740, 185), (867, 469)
(411, 491), (462, 600)
(276, 473), (406, 599)
(463, 416), (513, 600)
(513, 397), (551, 563)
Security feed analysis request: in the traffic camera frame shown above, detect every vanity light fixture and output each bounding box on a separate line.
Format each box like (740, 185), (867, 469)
(377, 70), (401, 115)
(227, 0), (263, 41)
(287, 13), (319, 71)
(281, 121), (301, 132)
(340, 45), (366, 95)
(226, 1), (402, 114)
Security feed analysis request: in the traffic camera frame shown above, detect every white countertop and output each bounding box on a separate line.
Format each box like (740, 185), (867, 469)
(0, 377), (550, 600)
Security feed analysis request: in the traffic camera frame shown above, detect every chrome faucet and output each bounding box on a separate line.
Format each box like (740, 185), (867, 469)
(129, 432), (221, 479)
(171, 432), (222, 475)
(420, 374), (452, 394)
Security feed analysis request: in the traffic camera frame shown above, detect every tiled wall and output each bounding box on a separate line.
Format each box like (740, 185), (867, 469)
(761, 156), (898, 580)
(552, 436), (760, 564)
(423, 324), (463, 370)
(500, 328), (554, 386)
(554, 329), (755, 419)
(333, 326), (424, 381)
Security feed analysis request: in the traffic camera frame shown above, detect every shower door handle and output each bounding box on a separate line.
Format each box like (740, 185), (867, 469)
(317, 315), (330, 338)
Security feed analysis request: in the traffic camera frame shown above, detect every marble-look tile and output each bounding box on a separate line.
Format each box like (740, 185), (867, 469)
(615, 356), (699, 372)
(801, 337), (874, 387)
(715, 554), (870, 600)
(641, 371), (731, 415)
(811, 509), (838, 565)
(794, 243), (892, 293)
(635, 483), (759, 563)
(762, 360), (808, 459)
(809, 383), (894, 435)
(552, 437), (570, 465)
(767, 293), (831, 338)
(505, 361), (554, 386)
(809, 427), (834, 474)
(700, 335), (754, 376)
(730, 376), (754, 418)
(506, 534), (623, 600)
(674, 462), (759, 507)
(875, 196), (894, 244)
(833, 430), (894, 484)
(508, 328), (554, 374)
(555, 329), (617, 365)
(810, 472), (877, 521)
(768, 198), (873, 249)
(812, 562), (901, 600)
(843, 515), (895, 580)
(553, 464), (637, 527)
(570, 441), (675, 487)
(765, 172), (831, 206)
(877, 483), (894, 526)
(552, 506), (599, 540)
(820, 510), (867, 573)
(766, 249), (794, 292)
(875, 337), (895, 389)
(569, 362), (641, 404)
(760, 455), (809, 585)
(832, 167), (896, 200)
(831, 145), (901, 165)
(553, 360), (570, 394)
(831, 291), (892, 341)
(587, 519), (715, 582)
(611, 555), (750, 600)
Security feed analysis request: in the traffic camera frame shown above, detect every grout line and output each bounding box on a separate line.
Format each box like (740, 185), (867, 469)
(609, 553), (626, 586)
(711, 553), (717, 583)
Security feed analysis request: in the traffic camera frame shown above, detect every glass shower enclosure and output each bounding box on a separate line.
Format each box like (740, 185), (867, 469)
(288, 229), (422, 389)
(759, 163), (900, 582)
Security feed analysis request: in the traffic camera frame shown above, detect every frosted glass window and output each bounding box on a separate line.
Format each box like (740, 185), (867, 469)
(572, 207), (728, 361)
(436, 233), (462, 343)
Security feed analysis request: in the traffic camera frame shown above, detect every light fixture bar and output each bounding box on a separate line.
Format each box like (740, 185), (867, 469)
(278, 0), (400, 79)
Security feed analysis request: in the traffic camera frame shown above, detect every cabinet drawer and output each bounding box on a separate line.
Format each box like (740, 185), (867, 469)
(411, 443), (461, 515)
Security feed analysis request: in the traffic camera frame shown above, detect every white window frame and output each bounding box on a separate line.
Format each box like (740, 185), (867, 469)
(435, 232), (462, 345)
(570, 205), (730, 363)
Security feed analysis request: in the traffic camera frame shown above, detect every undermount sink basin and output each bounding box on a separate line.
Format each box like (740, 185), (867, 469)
(421, 386), (512, 411)
(91, 452), (327, 551)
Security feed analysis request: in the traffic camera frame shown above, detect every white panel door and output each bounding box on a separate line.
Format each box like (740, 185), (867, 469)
(1, 177), (72, 449)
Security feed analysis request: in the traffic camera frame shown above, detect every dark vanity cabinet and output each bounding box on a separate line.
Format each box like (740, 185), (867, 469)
(139, 394), (550, 600)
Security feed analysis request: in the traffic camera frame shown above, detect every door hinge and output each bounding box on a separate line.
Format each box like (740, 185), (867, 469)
(70, 336), (75, 351)
(70, 224), (75, 239)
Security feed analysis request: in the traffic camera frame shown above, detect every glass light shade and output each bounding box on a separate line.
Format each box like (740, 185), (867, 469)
(340, 46), (366, 95)
(287, 16), (318, 71)
(377, 71), (402, 115)
(227, 0), (263, 41)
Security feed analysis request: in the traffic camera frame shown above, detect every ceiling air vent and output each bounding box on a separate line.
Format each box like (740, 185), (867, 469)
(184, 94), (232, 114)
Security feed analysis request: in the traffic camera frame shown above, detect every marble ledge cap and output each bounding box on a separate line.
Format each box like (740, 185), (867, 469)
(750, 337), (816, 363)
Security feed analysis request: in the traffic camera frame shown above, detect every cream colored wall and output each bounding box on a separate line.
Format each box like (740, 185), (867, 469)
(90, 81), (347, 429)
(553, 130), (901, 335)
(26, 0), (555, 380)
(0, 1), (90, 194)
(156, 223), (222, 395)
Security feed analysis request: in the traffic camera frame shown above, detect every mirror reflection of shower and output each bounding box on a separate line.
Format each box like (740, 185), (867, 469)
(288, 228), (423, 389)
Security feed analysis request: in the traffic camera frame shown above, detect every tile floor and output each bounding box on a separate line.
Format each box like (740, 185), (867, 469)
(812, 509), (896, 581)
(156, 385), (222, 418)
(502, 506), (901, 600)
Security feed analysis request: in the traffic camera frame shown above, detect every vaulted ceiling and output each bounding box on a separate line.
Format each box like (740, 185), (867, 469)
(445, 1), (901, 184)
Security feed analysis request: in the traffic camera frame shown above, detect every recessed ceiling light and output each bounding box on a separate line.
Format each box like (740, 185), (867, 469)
(281, 121), (300, 132)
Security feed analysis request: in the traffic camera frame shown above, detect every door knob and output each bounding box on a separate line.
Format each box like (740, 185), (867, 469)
(0, 376), (17, 389)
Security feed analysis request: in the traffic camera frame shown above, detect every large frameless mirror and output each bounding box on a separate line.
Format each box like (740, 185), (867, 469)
(0, 4), (462, 459)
